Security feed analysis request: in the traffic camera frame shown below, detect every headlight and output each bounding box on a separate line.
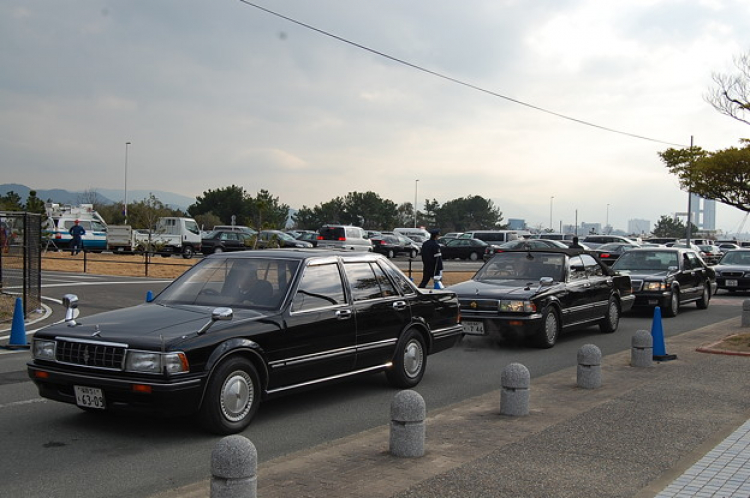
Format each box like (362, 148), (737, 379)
(643, 281), (667, 292)
(125, 351), (189, 374)
(33, 339), (56, 360)
(498, 300), (536, 313)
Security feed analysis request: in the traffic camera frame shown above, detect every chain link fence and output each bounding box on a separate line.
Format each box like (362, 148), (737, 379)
(0, 211), (42, 322)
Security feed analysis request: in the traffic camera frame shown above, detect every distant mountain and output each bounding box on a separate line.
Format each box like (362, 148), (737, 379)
(0, 184), (194, 211)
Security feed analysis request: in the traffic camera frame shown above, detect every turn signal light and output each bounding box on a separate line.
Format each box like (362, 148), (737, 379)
(132, 384), (152, 394)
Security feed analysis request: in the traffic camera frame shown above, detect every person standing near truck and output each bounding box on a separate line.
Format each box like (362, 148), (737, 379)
(419, 228), (444, 288)
(69, 219), (86, 255)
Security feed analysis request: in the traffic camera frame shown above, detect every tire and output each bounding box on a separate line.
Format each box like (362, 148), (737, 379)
(469, 252), (479, 261)
(409, 249), (418, 259)
(697, 284), (710, 309)
(182, 246), (194, 259)
(214, 247), (224, 254)
(199, 357), (261, 435)
(534, 306), (560, 348)
(663, 290), (679, 317)
(599, 296), (620, 333)
(387, 249), (395, 259)
(386, 330), (427, 388)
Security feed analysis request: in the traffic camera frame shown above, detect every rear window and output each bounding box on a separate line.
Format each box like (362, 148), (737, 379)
(318, 226), (346, 241)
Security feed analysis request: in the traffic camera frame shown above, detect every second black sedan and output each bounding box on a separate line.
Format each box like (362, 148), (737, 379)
(201, 230), (255, 254)
(611, 247), (716, 317)
(441, 238), (489, 261)
(712, 249), (750, 292)
(593, 242), (637, 266)
(449, 248), (634, 348)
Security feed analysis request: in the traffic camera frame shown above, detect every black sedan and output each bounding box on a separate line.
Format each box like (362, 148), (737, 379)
(611, 247), (716, 317)
(370, 233), (416, 258)
(485, 239), (567, 259)
(712, 249), (750, 292)
(592, 242), (637, 266)
(27, 250), (462, 434)
(441, 238), (489, 261)
(201, 230), (255, 254)
(449, 248), (634, 348)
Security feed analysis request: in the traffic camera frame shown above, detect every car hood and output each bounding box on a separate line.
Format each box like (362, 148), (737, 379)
(714, 264), (750, 273)
(35, 303), (274, 346)
(614, 269), (672, 279)
(449, 279), (549, 299)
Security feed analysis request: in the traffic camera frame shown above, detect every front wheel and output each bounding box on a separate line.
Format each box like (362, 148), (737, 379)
(199, 357), (261, 434)
(469, 251), (479, 261)
(599, 296), (620, 333)
(697, 284), (711, 309)
(387, 249), (395, 259)
(409, 249), (418, 259)
(386, 330), (427, 388)
(182, 246), (195, 259)
(663, 290), (679, 317)
(534, 306), (560, 348)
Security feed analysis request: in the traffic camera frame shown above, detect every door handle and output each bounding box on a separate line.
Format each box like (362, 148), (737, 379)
(335, 309), (352, 320)
(392, 301), (408, 310)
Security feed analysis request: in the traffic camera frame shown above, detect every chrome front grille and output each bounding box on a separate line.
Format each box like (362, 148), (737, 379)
(55, 339), (127, 370)
(719, 271), (745, 278)
(459, 298), (499, 312)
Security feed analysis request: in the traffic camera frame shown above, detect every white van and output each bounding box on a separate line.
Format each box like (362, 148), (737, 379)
(459, 230), (529, 245)
(393, 227), (431, 243)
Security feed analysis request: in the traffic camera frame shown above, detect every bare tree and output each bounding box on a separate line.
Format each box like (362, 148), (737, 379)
(706, 51), (750, 126)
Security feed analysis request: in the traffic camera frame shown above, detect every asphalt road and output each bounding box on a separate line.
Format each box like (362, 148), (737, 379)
(0, 270), (745, 498)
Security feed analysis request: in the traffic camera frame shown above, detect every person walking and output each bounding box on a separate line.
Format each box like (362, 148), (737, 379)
(69, 219), (86, 255)
(419, 228), (444, 288)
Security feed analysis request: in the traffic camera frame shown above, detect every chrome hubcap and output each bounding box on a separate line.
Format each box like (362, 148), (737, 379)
(220, 370), (253, 422)
(403, 340), (424, 378)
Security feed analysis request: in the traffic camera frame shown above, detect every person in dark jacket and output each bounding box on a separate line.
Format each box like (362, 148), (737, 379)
(419, 228), (444, 288)
(69, 219), (86, 255)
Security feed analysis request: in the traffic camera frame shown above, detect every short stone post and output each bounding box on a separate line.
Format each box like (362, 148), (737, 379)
(500, 363), (530, 416)
(390, 390), (426, 457)
(577, 344), (602, 389)
(631, 330), (653, 367)
(742, 300), (750, 327)
(211, 435), (257, 498)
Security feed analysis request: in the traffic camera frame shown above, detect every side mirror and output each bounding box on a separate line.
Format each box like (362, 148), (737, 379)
(62, 293), (78, 326)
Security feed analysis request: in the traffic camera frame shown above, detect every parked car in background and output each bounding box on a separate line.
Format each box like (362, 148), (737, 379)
(713, 249), (750, 293)
(213, 225), (256, 235)
(485, 238), (567, 258)
(294, 231), (319, 247)
(449, 248), (634, 348)
(370, 233), (411, 258)
(593, 242), (637, 266)
(201, 230), (255, 254)
(611, 247), (715, 317)
(316, 225), (372, 252)
(718, 243), (741, 252)
(581, 235), (639, 249)
(257, 230), (313, 249)
(441, 232), (463, 240)
(440, 238), (489, 261)
(27, 250), (463, 434)
(697, 245), (722, 265)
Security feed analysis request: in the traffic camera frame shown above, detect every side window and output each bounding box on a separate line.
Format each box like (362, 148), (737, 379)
(568, 255), (587, 282)
(580, 254), (603, 277)
(291, 263), (346, 312)
(378, 260), (414, 295)
(686, 252), (702, 270)
(344, 262), (397, 301)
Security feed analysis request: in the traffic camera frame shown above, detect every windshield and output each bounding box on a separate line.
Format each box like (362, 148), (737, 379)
(613, 251), (678, 271)
(155, 257), (301, 309)
(476, 252), (565, 282)
(719, 251), (750, 265)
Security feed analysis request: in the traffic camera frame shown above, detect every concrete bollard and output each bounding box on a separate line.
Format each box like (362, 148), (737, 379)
(743, 300), (750, 327)
(500, 363), (530, 416)
(577, 344), (602, 389)
(631, 330), (654, 367)
(211, 435), (257, 498)
(390, 390), (426, 457)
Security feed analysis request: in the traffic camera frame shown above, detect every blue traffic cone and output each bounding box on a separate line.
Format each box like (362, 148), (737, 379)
(146, 290), (154, 302)
(651, 306), (676, 361)
(8, 297), (29, 348)
(433, 279), (444, 289)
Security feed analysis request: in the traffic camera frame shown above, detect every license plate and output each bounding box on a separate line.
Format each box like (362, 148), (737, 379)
(726, 280), (738, 287)
(462, 321), (486, 335)
(74, 385), (106, 410)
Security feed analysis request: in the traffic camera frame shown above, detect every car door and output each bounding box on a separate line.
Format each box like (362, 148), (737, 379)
(681, 252), (706, 300)
(562, 255), (597, 326)
(270, 260), (356, 390)
(342, 261), (412, 369)
(580, 253), (613, 320)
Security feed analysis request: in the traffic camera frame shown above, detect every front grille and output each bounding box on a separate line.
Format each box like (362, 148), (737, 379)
(719, 271), (745, 278)
(56, 339), (126, 370)
(459, 298), (499, 312)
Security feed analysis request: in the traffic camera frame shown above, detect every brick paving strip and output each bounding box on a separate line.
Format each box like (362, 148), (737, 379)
(151, 317), (749, 498)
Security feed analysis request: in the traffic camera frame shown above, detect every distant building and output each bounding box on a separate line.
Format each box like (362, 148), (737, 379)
(581, 222), (602, 234)
(690, 194), (716, 230)
(628, 219), (650, 235)
(507, 218), (526, 230)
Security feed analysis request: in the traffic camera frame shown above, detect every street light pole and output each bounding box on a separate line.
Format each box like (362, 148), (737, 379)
(414, 179), (419, 228)
(549, 196), (554, 231)
(124, 141), (131, 224)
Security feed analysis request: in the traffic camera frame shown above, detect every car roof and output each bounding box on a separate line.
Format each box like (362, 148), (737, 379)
(209, 248), (384, 262)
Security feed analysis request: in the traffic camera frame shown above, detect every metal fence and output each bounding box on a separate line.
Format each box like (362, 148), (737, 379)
(0, 211), (42, 322)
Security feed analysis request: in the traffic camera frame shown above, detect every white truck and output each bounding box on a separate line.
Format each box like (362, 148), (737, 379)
(106, 217), (202, 258)
(44, 203), (108, 252)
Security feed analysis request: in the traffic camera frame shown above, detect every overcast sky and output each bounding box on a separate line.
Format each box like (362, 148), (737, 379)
(2, 0), (750, 233)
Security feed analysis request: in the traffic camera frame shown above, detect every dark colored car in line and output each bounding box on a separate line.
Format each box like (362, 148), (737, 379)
(201, 230), (255, 255)
(440, 238), (489, 261)
(592, 242), (637, 266)
(370, 233), (412, 258)
(712, 249), (750, 293)
(611, 247), (716, 317)
(28, 250), (463, 434)
(448, 248), (634, 348)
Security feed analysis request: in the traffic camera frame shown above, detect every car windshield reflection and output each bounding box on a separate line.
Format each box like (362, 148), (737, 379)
(613, 251), (678, 271)
(476, 252), (565, 282)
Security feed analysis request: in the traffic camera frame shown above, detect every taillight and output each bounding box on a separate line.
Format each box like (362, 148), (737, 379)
(338, 237), (346, 241)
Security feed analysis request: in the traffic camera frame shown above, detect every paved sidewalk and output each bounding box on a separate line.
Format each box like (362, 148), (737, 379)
(152, 316), (750, 498)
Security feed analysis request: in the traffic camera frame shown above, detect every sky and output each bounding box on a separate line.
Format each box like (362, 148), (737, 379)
(2, 0), (750, 234)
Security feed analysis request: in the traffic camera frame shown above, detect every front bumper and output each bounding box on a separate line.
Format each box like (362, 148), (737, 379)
(459, 312), (543, 340)
(27, 363), (206, 417)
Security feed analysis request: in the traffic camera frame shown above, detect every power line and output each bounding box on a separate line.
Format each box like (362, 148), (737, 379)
(238, 0), (688, 148)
